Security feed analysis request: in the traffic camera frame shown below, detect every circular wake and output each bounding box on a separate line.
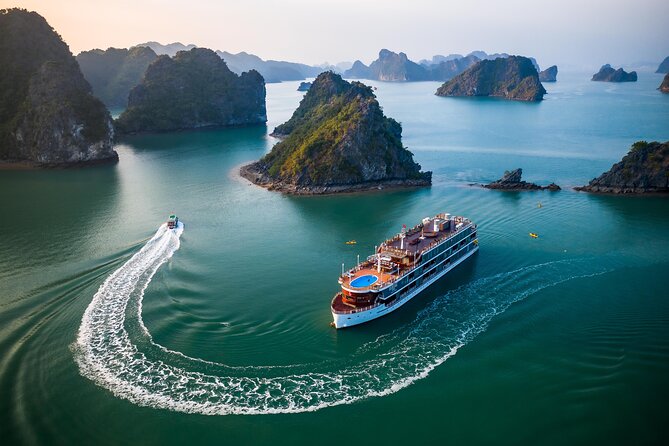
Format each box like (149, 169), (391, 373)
(74, 223), (611, 415)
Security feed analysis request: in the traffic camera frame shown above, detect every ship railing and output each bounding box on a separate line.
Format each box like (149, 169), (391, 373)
(332, 300), (385, 315)
(339, 221), (474, 285)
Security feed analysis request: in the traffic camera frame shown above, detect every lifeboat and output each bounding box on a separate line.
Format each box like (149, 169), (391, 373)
(529, 232), (538, 238)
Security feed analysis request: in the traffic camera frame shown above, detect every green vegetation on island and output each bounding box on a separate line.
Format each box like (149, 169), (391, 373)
(136, 41), (323, 83)
(0, 8), (116, 165)
(344, 50), (542, 83)
(435, 56), (546, 101)
(240, 72), (431, 194)
(575, 141), (669, 194)
(115, 48), (267, 134)
(77, 46), (158, 107)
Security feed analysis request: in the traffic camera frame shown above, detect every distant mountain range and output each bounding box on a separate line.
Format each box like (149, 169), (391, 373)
(135, 42), (322, 83)
(344, 49), (543, 82)
(422, 51), (541, 72)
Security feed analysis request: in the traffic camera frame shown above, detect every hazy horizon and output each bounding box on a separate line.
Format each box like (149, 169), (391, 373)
(3, 0), (669, 71)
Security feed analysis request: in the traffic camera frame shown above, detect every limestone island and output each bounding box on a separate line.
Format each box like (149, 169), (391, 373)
(656, 56), (669, 74)
(77, 46), (158, 108)
(297, 81), (312, 91)
(484, 169), (560, 191)
(591, 64), (637, 82)
(539, 65), (558, 82)
(0, 9), (116, 167)
(240, 71), (431, 195)
(659, 74), (669, 94)
(435, 56), (546, 101)
(344, 50), (540, 83)
(574, 141), (668, 194)
(115, 48), (266, 134)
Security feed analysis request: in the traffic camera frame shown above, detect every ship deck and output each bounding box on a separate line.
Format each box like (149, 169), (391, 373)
(340, 267), (396, 291)
(339, 215), (473, 292)
(385, 219), (462, 255)
(332, 293), (361, 313)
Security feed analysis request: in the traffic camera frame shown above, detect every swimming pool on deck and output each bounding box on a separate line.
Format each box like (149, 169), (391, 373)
(350, 274), (379, 288)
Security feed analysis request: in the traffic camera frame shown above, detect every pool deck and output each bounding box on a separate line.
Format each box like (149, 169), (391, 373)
(339, 216), (474, 292)
(341, 267), (395, 291)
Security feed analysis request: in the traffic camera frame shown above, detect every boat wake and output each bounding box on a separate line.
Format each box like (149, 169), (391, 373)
(74, 223), (612, 415)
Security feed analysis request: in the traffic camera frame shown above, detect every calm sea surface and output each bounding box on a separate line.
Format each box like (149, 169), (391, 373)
(1, 72), (668, 445)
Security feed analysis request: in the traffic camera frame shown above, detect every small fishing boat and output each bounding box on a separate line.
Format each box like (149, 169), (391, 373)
(345, 240), (357, 245)
(167, 214), (179, 229)
(529, 232), (539, 238)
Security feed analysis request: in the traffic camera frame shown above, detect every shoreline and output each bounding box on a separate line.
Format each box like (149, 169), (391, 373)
(0, 154), (119, 171)
(116, 121), (267, 137)
(239, 162), (431, 196)
(573, 186), (669, 195)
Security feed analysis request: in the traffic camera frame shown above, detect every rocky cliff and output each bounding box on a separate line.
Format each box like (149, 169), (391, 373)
(115, 48), (266, 133)
(659, 73), (669, 94)
(344, 49), (478, 81)
(484, 168), (560, 191)
(539, 65), (558, 82)
(656, 57), (669, 74)
(428, 55), (481, 81)
(77, 46), (158, 107)
(591, 64), (637, 82)
(368, 49), (431, 81)
(0, 8), (116, 165)
(345, 60), (373, 79)
(575, 141), (669, 194)
(240, 72), (431, 194)
(435, 56), (546, 101)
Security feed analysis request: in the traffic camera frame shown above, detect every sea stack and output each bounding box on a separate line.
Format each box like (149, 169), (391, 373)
(0, 9), (116, 166)
(591, 64), (637, 82)
(240, 72), (431, 194)
(435, 56), (546, 101)
(297, 81), (312, 91)
(575, 141), (669, 194)
(115, 48), (266, 134)
(484, 168), (560, 191)
(539, 65), (558, 82)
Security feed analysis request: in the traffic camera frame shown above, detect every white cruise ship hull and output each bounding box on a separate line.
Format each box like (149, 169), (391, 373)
(332, 243), (478, 329)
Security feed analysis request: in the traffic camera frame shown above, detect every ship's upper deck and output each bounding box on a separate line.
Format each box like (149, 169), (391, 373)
(338, 213), (474, 292)
(383, 215), (470, 255)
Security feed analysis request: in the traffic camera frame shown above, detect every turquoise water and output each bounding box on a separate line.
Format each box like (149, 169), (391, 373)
(1, 72), (668, 444)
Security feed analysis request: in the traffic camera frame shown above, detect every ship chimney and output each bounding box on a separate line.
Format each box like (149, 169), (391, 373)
(377, 254), (381, 273)
(434, 220), (439, 232)
(400, 233), (405, 249)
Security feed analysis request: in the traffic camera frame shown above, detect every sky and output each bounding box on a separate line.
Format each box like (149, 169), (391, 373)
(4, 0), (669, 71)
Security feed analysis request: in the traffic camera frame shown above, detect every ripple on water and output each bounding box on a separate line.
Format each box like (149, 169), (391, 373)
(73, 222), (617, 415)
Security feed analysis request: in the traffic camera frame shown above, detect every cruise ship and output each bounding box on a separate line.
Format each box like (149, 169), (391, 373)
(331, 213), (478, 328)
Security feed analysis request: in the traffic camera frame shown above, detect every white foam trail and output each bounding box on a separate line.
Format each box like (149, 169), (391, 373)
(74, 224), (611, 415)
